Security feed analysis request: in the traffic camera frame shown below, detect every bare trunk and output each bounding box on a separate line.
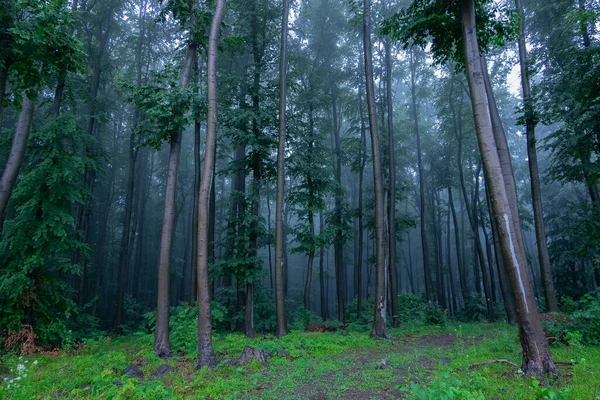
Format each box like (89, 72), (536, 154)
(274, 0), (290, 338)
(409, 50), (433, 300)
(384, 36), (399, 327)
(357, 84), (367, 319)
(0, 94), (35, 237)
(364, 0), (390, 339)
(331, 88), (345, 324)
(154, 37), (196, 358)
(514, 0), (558, 312)
(461, 0), (557, 375)
(319, 212), (327, 320)
(196, 0), (224, 368)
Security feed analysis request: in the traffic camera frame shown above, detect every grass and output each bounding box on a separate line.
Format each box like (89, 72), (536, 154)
(1, 322), (599, 399)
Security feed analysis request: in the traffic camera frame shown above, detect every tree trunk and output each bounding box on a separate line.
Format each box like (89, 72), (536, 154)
(274, 0), (290, 338)
(514, 0), (558, 312)
(357, 84), (367, 319)
(409, 49), (433, 300)
(154, 39), (196, 358)
(0, 93), (35, 237)
(461, 0), (557, 375)
(448, 186), (466, 303)
(196, 0), (224, 369)
(319, 212), (327, 320)
(384, 35), (399, 327)
(364, 0), (390, 339)
(331, 88), (345, 324)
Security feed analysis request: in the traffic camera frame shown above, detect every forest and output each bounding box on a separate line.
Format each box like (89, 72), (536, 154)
(0, 0), (600, 398)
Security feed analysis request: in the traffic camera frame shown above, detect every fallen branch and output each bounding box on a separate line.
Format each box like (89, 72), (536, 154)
(555, 361), (577, 366)
(469, 359), (518, 369)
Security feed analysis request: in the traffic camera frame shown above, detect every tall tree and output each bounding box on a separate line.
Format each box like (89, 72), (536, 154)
(274, 0), (290, 338)
(153, 22), (197, 357)
(460, 0), (557, 375)
(196, 0), (225, 369)
(364, 0), (390, 339)
(514, 0), (558, 312)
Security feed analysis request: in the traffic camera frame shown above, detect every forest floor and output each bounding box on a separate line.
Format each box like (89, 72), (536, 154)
(1, 322), (599, 399)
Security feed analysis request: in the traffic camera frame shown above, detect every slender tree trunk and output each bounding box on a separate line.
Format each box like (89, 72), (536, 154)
(461, 0), (557, 375)
(196, 0), (224, 368)
(364, 0), (390, 339)
(409, 50), (433, 300)
(154, 35), (196, 357)
(0, 94), (35, 237)
(446, 194), (458, 311)
(448, 186), (466, 303)
(357, 84), (367, 319)
(513, 0), (558, 312)
(331, 88), (345, 324)
(274, 0), (290, 338)
(383, 35), (399, 327)
(319, 212), (327, 320)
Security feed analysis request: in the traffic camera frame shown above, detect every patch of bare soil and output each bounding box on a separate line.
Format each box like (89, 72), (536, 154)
(294, 333), (487, 399)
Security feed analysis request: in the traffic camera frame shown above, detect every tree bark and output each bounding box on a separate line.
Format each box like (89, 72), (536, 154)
(154, 38), (196, 357)
(196, 0), (224, 369)
(274, 0), (290, 338)
(409, 49), (433, 300)
(357, 83), (367, 319)
(0, 94), (35, 237)
(448, 186), (466, 303)
(364, 0), (390, 339)
(461, 0), (557, 376)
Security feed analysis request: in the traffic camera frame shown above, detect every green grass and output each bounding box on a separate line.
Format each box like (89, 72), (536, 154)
(1, 322), (599, 399)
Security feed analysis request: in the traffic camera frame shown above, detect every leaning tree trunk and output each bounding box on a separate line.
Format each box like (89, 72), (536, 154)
(514, 0), (558, 312)
(274, 0), (290, 338)
(196, 0), (225, 369)
(409, 50), (433, 301)
(154, 41), (196, 358)
(461, 0), (557, 376)
(364, 0), (390, 339)
(0, 93), (36, 237)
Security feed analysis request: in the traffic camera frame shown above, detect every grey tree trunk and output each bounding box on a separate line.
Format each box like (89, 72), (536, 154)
(409, 49), (433, 300)
(364, 0), (390, 339)
(461, 0), (557, 376)
(319, 212), (327, 320)
(514, 0), (558, 312)
(0, 94), (36, 237)
(357, 83), (367, 319)
(196, 0), (225, 369)
(384, 36), (399, 327)
(154, 40), (196, 358)
(274, 0), (290, 338)
(331, 88), (345, 324)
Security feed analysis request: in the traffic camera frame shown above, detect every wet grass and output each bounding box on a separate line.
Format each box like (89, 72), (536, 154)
(1, 322), (599, 399)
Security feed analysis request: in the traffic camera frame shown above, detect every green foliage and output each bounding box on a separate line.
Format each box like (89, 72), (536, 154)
(382, 0), (516, 67)
(289, 306), (323, 331)
(0, 115), (98, 346)
(423, 302), (448, 326)
(397, 293), (428, 323)
(345, 296), (373, 331)
(457, 295), (489, 322)
(125, 65), (199, 149)
(0, 0), (84, 93)
(529, 379), (570, 400)
(543, 289), (600, 346)
(398, 371), (485, 400)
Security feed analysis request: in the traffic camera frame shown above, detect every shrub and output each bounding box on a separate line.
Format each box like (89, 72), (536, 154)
(397, 293), (428, 323)
(423, 302), (448, 326)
